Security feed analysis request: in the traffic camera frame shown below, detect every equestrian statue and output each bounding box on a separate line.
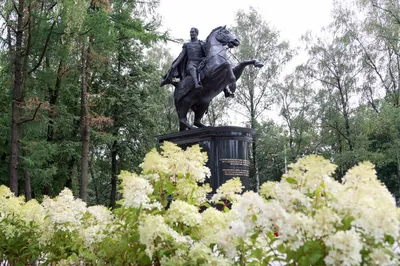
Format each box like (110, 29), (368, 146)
(160, 26), (264, 131)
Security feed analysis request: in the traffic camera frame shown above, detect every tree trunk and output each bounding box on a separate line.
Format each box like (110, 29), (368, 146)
(250, 104), (259, 192)
(10, 0), (26, 195)
(110, 51), (122, 208)
(47, 60), (64, 140)
(24, 170), (31, 201)
(89, 160), (100, 205)
(43, 184), (51, 196)
(110, 140), (118, 208)
(79, 43), (90, 202)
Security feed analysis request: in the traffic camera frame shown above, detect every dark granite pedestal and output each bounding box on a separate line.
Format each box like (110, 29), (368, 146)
(156, 126), (256, 192)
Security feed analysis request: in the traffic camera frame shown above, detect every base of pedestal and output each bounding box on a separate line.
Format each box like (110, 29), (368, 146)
(156, 126), (256, 192)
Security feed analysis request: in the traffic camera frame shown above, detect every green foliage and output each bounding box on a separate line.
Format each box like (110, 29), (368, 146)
(0, 0), (172, 205)
(1, 144), (399, 265)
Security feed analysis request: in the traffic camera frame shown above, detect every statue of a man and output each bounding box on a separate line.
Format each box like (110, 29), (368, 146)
(161, 27), (207, 89)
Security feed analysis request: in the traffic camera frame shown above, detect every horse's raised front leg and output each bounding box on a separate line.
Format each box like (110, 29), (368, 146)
(208, 61), (233, 81)
(207, 61), (237, 96)
(232, 59), (264, 82)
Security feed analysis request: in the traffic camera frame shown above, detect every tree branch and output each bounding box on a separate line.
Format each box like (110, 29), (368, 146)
(18, 103), (42, 125)
(48, 2), (57, 11)
(11, 0), (21, 17)
(373, 4), (400, 25)
(28, 21), (55, 74)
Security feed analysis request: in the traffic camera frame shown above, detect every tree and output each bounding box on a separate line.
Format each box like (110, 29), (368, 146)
(0, 0), (169, 204)
(85, 1), (168, 207)
(231, 7), (294, 191)
(6, 0), (27, 195)
(203, 94), (231, 127)
(1, 0), (65, 196)
(274, 66), (320, 161)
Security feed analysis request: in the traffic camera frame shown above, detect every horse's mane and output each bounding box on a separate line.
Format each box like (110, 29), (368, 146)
(205, 26), (223, 43)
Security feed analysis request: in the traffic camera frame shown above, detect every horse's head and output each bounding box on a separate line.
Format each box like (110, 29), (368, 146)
(207, 26), (240, 48)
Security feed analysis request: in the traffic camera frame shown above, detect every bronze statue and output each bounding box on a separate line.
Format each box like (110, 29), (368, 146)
(171, 27), (206, 89)
(161, 26), (264, 131)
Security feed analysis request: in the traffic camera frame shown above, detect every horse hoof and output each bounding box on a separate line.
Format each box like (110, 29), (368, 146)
(254, 61), (264, 68)
(194, 121), (207, 128)
(179, 120), (192, 131)
(224, 91), (234, 98)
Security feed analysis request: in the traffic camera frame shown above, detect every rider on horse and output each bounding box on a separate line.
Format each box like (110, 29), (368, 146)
(160, 27), (234, 97)
(160, 27), (206, 89)
(160, 25), (262, 131)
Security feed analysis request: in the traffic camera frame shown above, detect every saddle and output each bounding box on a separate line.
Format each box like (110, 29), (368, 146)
(197, 58), (207, 81)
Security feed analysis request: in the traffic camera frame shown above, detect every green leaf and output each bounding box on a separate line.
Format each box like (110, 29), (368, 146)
(285, 177), (298, 185)
(308, 252), (323, 265)
(340, 216), (354, 230)
(251, 248), (263, 260)
(384, 234), (395, 245)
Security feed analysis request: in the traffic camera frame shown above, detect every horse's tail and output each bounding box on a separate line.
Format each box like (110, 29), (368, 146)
(174, 76), (194, 103)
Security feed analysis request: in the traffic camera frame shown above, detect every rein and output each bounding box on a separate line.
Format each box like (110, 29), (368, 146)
(205, 41), (230, 61)
(227, 49), (240, 63)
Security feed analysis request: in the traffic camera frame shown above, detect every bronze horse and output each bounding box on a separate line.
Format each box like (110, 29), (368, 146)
(164, 26), (264, 131)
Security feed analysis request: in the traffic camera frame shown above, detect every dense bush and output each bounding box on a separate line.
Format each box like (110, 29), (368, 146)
(1, 142), (399, 265)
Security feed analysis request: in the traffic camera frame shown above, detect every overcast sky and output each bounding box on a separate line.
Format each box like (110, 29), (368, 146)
(158, 0), (334, 56)
(156, 0), (335, 125)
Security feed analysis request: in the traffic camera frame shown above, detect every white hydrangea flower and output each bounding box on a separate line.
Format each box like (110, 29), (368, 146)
(187, 242), (214, 263)
(232, 191), (287, 233)
(278, 212), (314, 251)
(368, 247), (398, 266)
(0, 185), (25, 219)
(139, 214), (190, 258)
(141, 142), (210, 185)
(211, 177), (243, 203)
(87, 205), (114, 224)
(174, 179), (212, 206)
(215, 192), (287, 259)
(81, 205), (115, 247)
(274, 182), (310, 211)
(332, 162), (399, 243)
(180, 145), (210, 183)
(157, 142), (211, 183)
(140, 148), (170, 174)
(215, 228), (238, 259)
(183, 241), (231, 265)
(228, 219), (247, 239)
(206, 254), (232, 266)
(41, 188), (87, 232)
(165, 200), (201, 227)
(119, 171), (161, 210)
(283, 155), (337, 194)
(312, 207), (342, 238)
(197, 207), (229, 245)
(3, 224), (18, 239)
(260, 181), (277, 199)
(20, 199), (44, 224)
(324, 230), (363, 266)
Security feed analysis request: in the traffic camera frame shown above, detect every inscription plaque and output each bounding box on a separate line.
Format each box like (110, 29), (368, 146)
(156, 126), (256, 192)
(220, 158), (250, 182)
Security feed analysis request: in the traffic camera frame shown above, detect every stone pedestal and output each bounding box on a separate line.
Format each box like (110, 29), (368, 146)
(156, 126), (256, 192)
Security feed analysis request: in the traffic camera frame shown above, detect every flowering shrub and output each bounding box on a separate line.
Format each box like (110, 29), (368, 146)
(1, 141), (400, 265)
